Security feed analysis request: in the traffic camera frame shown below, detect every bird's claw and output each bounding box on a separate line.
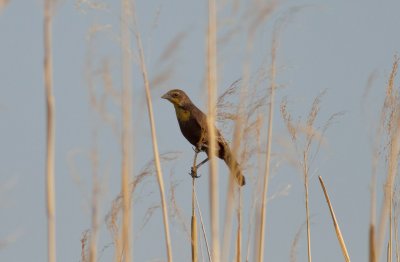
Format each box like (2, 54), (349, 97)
(189, 167), (201, 178)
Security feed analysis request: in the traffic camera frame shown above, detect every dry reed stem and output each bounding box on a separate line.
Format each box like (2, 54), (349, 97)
(318, 176), (351, 262)
(393, 189), (400, 262)
(257, 18), (278, 262)
(192, 178), (198, 262)
(120, 0), (133, 261)
(220, 15), (255, 257)
(304, 153), (312, 262)
(221, 84), (243, 261)
(191, 214), (198, 262)
(221, 172), (236, 262)
(43, 0), (56, 261)
(370, 225), (376, 262)
(88, 145), (100, 262)
(236, 191), (242, 262)
(388, 197), (393, 262)
(194, 187), (212, 262)
(131, 2), (173, 260)
(207, 0), (220, 261)
(369, 191), (377, 262)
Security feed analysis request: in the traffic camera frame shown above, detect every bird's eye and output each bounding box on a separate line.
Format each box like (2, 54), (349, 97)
(172, 93), (178, 98)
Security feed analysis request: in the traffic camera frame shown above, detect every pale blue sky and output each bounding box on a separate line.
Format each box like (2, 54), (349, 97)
(1, 0), (400, 261)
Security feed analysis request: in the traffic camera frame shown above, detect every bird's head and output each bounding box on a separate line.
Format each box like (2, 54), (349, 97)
(161, 89), (190, 107)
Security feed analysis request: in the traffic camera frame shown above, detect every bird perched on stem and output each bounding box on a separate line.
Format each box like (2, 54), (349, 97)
(162, 89), (245, 186)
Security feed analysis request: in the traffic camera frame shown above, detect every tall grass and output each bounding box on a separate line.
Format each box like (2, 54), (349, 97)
(37, 1), (400, 262)
(43, 0), (56, 261)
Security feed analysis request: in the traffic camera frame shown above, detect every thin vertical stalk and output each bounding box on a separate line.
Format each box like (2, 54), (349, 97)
(257, 28), (277, 262)
(370, 169), (377, 262)
(120, 0), (133, 261)
(304, 153), (312, 262)
(389, 197), (393, 262)
(194, 188), (212, 262)
(192, 178), (198, 262)
(89, 144), (99, 262)
(236, 191), (242, 262)
(43, 0), (56, 261)
(318, 176), (351, 262)
(131, 3), (173, 260)
(207, 0), (219, 261)
(370, 225), (376, 262)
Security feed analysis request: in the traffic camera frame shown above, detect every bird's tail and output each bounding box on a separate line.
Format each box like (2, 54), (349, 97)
(224, 152), (246, 186)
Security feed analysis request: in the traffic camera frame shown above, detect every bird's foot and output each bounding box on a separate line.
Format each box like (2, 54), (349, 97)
(189, 166), (201, 178)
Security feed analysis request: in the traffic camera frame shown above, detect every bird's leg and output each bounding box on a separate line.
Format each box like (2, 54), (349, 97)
(190, 157), (209, 178)
(190, 147), (201, 178)
(190, 131), (207, 178)
(195, 157), (209, 170)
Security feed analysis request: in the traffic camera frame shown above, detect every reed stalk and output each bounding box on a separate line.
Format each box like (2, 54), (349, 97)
(318, 176), (350, 262)
(207, 0), (220, 261)
(304, 153), (312, 262)
(257, 21), (277, 262)
(89, 146), (99, 262)
(194, 187), (212, 262)
(131, 2), (173, 260)
(192, 178), (198, 262)
(120, 0), (133, 261)
(43, 0), (56, 261)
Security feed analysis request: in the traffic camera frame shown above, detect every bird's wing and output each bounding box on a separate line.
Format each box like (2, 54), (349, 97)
(189, 104), (231, 157)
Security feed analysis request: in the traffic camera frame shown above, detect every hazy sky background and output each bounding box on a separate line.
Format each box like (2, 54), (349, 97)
(1, 0), (400, 261)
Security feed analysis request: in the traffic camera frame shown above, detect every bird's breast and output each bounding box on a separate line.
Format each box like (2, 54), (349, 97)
(174, 105), (191, 122)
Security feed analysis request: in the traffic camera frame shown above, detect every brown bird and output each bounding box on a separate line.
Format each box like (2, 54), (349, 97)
(162, 89), (245, 186)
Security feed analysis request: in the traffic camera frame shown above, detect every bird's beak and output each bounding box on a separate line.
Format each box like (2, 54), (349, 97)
(161, 92), (170, 100)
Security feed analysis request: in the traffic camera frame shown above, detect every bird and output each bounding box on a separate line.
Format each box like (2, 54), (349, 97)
(162, 89), (245, 186)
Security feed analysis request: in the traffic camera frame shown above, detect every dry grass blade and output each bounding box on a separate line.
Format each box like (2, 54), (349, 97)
(318, 176), (351, 262)
(43, 1), (56, 261)
(131, 1), (173, 260)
